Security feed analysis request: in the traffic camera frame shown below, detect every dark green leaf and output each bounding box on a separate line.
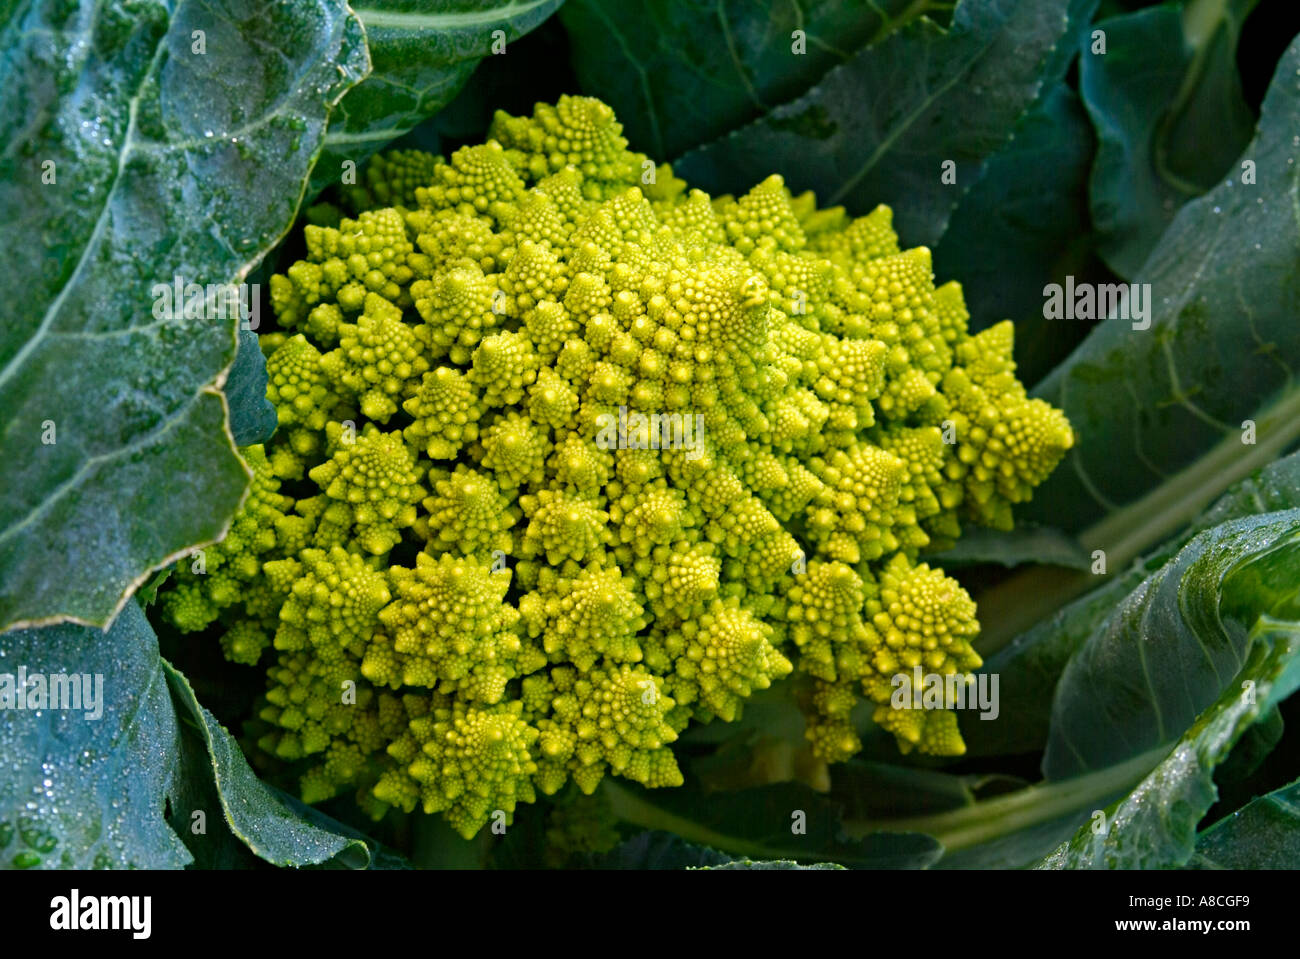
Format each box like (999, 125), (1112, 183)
(0, 602), (191, 868)
(268, 791), (413, 869)
(164, 708), (271, 869)
(965, 450), (1300, 757)
(1193, 451), (1300, 534)
(1081, 0), (1259, 278)
(674, 0), (1073, 245)
(924, 518), (1092, 569)
(933, 84), (1099, 385)
(1039, 604), (1300, 867)
(223, 330), (277, 447)
(1187, 772), (1300, 868)
(1043, 511), (1300, 781)
(164, 660), (372, 869)
(0, 602), (378, 869)
(1027, 507), (1300, 867)
(0, 0), (368, 631)
(313, 0), (563, 194)
(931, 0), (1101, 374)
(1041, 0), (1104, 82)
(1026, 33), (1300, 543)
(558, 0), (927, 159)
(1159, 0), (1259, 187)
(1209, 705), (1283, 785)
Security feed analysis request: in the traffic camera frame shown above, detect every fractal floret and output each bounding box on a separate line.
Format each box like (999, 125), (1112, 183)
(163, 95), (1073, 838)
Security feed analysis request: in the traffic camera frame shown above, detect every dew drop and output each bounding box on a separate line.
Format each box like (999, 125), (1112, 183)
(21, 827), (57, 854)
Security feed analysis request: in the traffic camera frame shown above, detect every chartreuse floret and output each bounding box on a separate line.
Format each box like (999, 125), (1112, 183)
(650, 598), (792, 723)
(308, 423), (425, 554)
(403, 365), (484, 459)
(521, 563), (646, 670)
(375, 695), (538, 838)
(321, 293), (429, 422)
(942, 323), (1075, 530)
(343, 148), (444, 211)
(418, 464), (517, 557)
(270, 208), (416, 331)
(411, 261), (500, 365)
(531, 663), (682, 795)
(363, 552), (538, 703)
(269, 546), (391, 660)
(416, 140), (526, 220)
(257, 651), (372, 761)
(489, 96), (649, 198)
(861, 554), (983, 755)
(174, 95), (1073, 837)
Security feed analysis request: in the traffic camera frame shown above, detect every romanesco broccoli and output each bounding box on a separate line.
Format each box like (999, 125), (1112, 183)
(163, 95), (1073, 839)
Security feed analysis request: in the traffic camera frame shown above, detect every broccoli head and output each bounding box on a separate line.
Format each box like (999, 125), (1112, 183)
(162, 95), (1073, 839)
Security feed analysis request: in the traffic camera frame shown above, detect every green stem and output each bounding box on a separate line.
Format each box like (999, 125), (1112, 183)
(604, 746), (1166, 863)
(841, 747), (1166, 853)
